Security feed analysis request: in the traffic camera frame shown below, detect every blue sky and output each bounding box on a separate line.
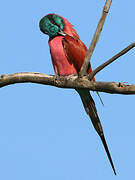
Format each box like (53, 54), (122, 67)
(0, 0), (135, 179)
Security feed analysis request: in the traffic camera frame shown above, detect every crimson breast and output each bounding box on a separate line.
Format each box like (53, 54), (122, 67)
(49, 36), (77, 76)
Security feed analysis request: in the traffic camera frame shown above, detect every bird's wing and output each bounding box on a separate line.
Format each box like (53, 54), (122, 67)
(62, 34), (93, 74)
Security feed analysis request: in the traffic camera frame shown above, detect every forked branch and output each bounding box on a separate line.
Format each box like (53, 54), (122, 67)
(1, 1), (135, 96)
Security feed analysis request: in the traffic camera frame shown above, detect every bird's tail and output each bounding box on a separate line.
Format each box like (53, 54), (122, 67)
(76, 89), (116, 175)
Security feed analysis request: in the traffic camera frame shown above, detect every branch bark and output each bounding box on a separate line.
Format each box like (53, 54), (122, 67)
(0, 72), (135, 94)
(79, 0), (112, 76)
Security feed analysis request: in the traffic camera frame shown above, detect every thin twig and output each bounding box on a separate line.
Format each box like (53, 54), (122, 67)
(79, 0), (112, 76)
(0, 72), (135, 94)
(89, 42), (135, 80)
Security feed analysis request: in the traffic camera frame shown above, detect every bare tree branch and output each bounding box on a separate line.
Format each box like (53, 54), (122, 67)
(89, 42), (135, 80)
(0, 72), (135, 94)
(79, 0), (112, 76)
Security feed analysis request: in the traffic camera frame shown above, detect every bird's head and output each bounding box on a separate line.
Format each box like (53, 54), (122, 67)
(39, 14), (66, 38)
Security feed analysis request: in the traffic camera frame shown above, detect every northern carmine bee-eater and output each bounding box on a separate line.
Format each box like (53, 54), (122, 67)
(39, 14), (116, 175)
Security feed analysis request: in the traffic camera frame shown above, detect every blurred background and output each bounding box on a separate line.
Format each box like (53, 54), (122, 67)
(0, 0), (135, 179)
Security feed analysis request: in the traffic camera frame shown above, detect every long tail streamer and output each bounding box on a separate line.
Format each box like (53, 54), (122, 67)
(76, 89), (116, 175)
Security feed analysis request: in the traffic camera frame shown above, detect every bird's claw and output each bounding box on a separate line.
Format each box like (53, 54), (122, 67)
(54, 75), (61, 83)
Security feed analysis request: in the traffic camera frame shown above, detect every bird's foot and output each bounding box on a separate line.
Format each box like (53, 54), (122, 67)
(54, 74), (61, 83)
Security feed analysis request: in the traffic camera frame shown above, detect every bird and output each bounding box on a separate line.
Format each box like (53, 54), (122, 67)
(39, 13), (116, 175)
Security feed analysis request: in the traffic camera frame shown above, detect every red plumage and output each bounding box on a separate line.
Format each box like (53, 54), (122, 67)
(45, 14), (116, 175)
(49, 14), (93, 76)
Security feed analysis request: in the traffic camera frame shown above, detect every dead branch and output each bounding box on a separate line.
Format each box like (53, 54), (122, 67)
(79, 0), (112, 76)
(0, 72), (135, 94)
(89, 42), (135, 80)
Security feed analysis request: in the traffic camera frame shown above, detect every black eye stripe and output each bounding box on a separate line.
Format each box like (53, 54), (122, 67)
(47, 15), (61, 29)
